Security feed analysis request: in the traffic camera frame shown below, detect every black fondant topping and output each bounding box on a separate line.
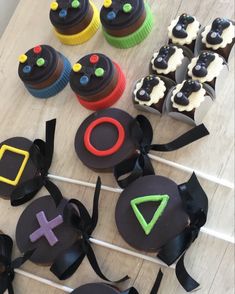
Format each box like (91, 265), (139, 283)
(153, 45), (176, 69)
(136, 75), (159, 101)
(174, 80), (201, 106)
(173, 13), (195, 39)
(206, 18), (231, 45)
(192, 52), (215, 77)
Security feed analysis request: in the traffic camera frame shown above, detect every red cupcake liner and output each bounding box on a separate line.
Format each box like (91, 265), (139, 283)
(77, 62), (126, 111)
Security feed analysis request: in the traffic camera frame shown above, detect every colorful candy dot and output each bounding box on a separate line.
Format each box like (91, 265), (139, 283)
(73, 63), (82, 72)
(90, 54), (99, 64)
(23, 65), (32, 74)
(123, 3), (132, 13)
(80, 75), (89, 85)
(36, 58), (45, 67)
(19, 54), (28, 63)
(107, 11), (116, 20)
(59, 9), (67, 18)
(71, 0), (80, 8)
(33, 46), (42, 54)
(95, 68), (105, 77)
(50, 1), (58, 11)
(103, 0), (112, 8)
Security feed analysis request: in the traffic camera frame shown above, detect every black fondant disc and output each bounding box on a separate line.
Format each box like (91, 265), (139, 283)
(115, 175), (189, 252)
(16, 196), (78, 265)
(74, 108), (136, 170)
(71, 283), (119, 294)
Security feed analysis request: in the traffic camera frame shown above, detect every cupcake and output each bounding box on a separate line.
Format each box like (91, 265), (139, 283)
(71, 283), (138, 294)
(199, 17), (235, 62)
(166, 79), (213, 125)
(18, 45), (71, 99)
(49, 0), (100, 45)
(150, 45), (189, 83)
(100, 0), (153, 49)
(133, 74), (170, 115)
(70, 53), (126, 110)
(168, 13), (201, 57)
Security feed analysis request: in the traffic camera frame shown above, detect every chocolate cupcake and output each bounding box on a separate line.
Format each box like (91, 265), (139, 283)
(168, 13), (201, 57)
(133, 74), (171, 115)
(100, 0), (153, 48)
(166, 79), (213, 125)
(150, 45), (189, 83)
(71, 283), (138, 294)
(18, 45), (71, 98)
(199, 17), (235, 62)
(49, 0), (100, 45)
(74, 108), (136, 171)
(70, 53), (126, 110)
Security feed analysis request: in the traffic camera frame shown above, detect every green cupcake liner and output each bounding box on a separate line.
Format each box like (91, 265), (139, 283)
(102, 3), (154, 49)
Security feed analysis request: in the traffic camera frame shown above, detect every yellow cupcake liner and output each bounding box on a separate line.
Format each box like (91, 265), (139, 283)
(54, 1), (100, 45)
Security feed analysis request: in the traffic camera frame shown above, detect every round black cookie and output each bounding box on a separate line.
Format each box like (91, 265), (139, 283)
(18, 45), (58, 86)
(16, 196), (78, 265)
(115, 175), (189, 252)
(74, 108), (136, 170)
(71, 283), (120, 294)
(0, 137), (39, 199)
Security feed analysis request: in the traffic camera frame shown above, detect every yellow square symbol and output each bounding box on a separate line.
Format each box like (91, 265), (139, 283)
(0, 144), (30, 186)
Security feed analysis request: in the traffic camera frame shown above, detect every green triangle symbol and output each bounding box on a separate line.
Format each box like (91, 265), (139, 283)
(131, 194), (170, 235)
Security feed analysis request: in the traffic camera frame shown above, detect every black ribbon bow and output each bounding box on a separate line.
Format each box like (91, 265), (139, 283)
(114, 115), (209, 188)
(158, 173), (208, 292)
(50, 177), (129, 282)
(10, 119), (61, 206)
(0, 233), (34, 294)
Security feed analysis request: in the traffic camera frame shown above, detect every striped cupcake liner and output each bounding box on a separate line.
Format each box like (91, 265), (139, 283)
(103, 3), (154, 49)
(26, 55), (71, 99)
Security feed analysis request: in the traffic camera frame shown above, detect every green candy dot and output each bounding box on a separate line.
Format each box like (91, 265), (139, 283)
(36, 58), (45, 67)
(95, 68), (105, 77)
(72, 0), (80, 8)
(123, 3), (132, 13)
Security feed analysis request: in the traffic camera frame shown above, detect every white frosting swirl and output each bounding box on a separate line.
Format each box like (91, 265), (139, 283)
(151, 46), (184, 74)
(134, 77), (166, 106)
(188, 53), (224, 83)
(168, 16), (200, 45)
(171, 80), (206, 112)
(201, 20), (235, 50)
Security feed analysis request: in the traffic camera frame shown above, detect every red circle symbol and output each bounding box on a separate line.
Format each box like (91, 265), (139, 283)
(84, 117), (125, 157)
(33, 46), (42, 54)
(90, 54), (99, 64)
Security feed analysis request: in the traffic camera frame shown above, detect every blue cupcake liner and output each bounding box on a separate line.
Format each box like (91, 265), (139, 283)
(25, 54), (71, 99)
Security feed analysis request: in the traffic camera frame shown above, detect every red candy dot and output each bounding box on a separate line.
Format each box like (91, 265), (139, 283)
(33, 46), (42, 54)
(90, 54), (99, 64)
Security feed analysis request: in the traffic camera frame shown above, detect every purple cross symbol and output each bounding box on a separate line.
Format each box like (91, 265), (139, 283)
(29, 211), (63, 247)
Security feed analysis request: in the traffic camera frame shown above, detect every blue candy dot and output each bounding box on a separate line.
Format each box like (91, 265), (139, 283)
(23, 65), (32, 74)
(59, 9), (67, 18)
(107, 11), (116, 20)
(80, 75), (89, 85)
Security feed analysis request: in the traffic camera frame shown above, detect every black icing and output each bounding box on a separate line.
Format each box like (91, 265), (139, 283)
(172, 13), (195, 39)
(174, 80), (201, 106)
(192, 52), (215, 77)
(206, 18), (231, 45)
(153, 45), (176, 69)
(136, 75), (159, 102)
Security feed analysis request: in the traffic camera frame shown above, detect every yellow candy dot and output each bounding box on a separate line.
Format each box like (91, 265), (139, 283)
(73, 63), (82, 72)
(51, 2), (59, 11)
(18, 54), (28, 63)
(103, 0), (112, 8)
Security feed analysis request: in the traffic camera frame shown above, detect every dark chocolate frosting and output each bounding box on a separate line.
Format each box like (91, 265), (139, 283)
(115, 175), (189, 251)
(206, 18), (231, 45)
(136, 75), (159, 102)
(192, 52), (215, 78)
(71, 283), (119, 294)
(153, 45), (176, 69)
(70, 53), (116, 96)
(172, 13), (195, 38)
(174, 80), (201, 106)
(100, 0), (144, 30)
(18, 45), (58, 85)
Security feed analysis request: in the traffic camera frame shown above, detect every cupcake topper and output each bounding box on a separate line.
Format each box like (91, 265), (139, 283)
(192, 52), (215, 78)
(136, 75), (159, 102)
(153, 45), (176, 69)
(50, 0), (81, 18)
(114, 115), (209, 188)
(103, 0), (133, 21)
(173, 13), (195, 38)
(174, 80), (201, 106)
(206, 18), (230, 45)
